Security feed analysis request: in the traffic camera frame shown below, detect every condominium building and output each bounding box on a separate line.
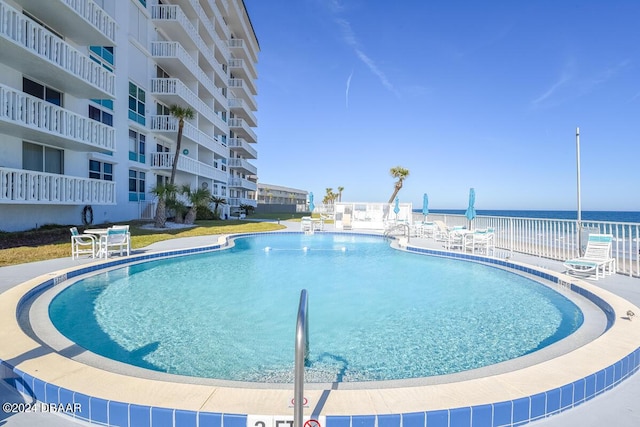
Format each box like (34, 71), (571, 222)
(257, 183), (308, 205)
(0, 0), (259, 232)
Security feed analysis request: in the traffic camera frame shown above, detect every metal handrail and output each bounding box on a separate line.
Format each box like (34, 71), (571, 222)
(294, 289), (309, 427)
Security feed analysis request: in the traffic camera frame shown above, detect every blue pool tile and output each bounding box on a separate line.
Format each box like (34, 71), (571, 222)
(327, 415), (351, 427)
(198, 411), (221, 427)
(492, 401), (511, 427)
(449, 407), (470, 427)
(401, 411), (424, 427)
(108, 401), (129, 427)
(595, 370), (606, 395)
(352, 415), (375, 427)
(560, 384), (574, 410)
(130, 404), (150, 427)
(177, 410), (198, 427)
(426, 409), (448, 427)
(512, 397), (530, 424)
(471, 404), (492, 427)
(585, 374), (596, 400)
(605, 365), (615, 389)
(151, 407), (174, 427)
(20, 372), (34, 398)
(546, 388), (560, 414)
(58, 388), (74, 409)
(223, 413), (247, 427)
(621, 356), (630, 379)
(89, 397), (108, 424)
(73, 393), (90, 421)
(573, 379), (585, 405)
(44, 383), (58, 404)
(376, 413), (400, 427)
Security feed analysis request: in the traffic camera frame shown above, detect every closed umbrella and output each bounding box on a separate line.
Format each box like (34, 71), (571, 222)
(465, 188), (476, 229)
(393, 196), (400, 219)
(308, 192), (315, 213)
(422, 193), (429, 221)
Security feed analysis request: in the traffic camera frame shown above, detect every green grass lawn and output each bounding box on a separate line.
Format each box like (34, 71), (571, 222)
(0, 220), (286, 267)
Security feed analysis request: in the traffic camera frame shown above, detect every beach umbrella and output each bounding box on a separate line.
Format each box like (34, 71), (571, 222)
(465, 188), (476, 229)
(422, 193), (429, 220)
(308, 192), (315, 213)
(393, 196), (400, 219)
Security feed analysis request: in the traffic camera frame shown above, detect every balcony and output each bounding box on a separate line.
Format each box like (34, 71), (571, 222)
(227, 197), (256, 208)
(227, 78), (257, 112)
(151, 5), (217, 72)
(227, 137), (256, 159)
(0, 1), (115, 99)
(0, 83), (115, 152)
(15, 0), (116, 44)
(228, 57), (257, 87)
(151, 152), (228, 183)
(150, 78), (227, 131)
(228, 117), (257, 143)
(227, 158), (257, 175)
(228, 97), (257, 127)
(228, 177), (257, 191)
(228, 38), (257, 73)
(0, 166), (116, 205)
(150, 115), (227, 158)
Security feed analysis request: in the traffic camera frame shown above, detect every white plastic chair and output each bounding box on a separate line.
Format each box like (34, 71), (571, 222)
(100, 225), (131, 258)
(564, 234), (616, 280)
(70, 227), (96, 259)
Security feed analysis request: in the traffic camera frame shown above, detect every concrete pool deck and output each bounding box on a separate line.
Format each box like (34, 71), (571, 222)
(1, 220), (640, 426)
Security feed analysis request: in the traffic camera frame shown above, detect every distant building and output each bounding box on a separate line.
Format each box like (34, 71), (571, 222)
(0, 0), (259, 231)
(257, 184), (307, 205)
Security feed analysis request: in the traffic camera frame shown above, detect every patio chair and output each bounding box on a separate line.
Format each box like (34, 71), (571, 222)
(70, 227), (96, 259)
(301, 217), (313, 234)
(100, 225), (131, 258)
(563, 234), (616, 280)
(464, 228), (496, 255)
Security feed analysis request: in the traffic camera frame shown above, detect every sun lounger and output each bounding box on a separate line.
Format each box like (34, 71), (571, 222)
(564, 234), (616, 280)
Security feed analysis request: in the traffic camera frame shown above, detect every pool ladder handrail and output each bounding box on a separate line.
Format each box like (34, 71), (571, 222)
(383, 222), (411, 242)
(294, 289), (310, 427)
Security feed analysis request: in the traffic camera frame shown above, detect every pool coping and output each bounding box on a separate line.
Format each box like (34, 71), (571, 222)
(1, 231), (640, 427)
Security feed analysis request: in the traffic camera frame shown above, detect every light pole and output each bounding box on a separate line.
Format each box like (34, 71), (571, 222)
(576, 127), (583, 255)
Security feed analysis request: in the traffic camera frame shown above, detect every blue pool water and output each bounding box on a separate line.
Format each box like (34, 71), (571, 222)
(49, 233), (583, 383)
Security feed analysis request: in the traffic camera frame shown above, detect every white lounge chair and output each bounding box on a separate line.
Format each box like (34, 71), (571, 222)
(464, 228), (495, 255)
(301, 216), (313, 234)
(70, 227), (96, 259)
(564, 234), (616, 280)
(100, 225), (131, 258)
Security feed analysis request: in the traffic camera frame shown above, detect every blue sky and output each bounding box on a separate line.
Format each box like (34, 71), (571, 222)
(244, 0), (640, 211)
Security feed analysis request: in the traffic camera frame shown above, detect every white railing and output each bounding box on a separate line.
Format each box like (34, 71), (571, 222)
(228, 97), (257, 126)
(150, 152), (227, 182)
(421, 213), (640, 278)
(227, 158), (257, 175)
(62, 0), (117, 42)
(0, 167), (115, 204)
(150, 78), (225, 129)
(228, 117), (257, 142)
(0, 1), (115, 96)
(228, 197), (256, 207)
(150, 115), (227, 156)
(228, 137), (257, 159)
(0, 83), (115, 151)
(228, 177), (257, 191)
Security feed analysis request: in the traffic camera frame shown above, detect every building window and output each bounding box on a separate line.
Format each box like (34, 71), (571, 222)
(157, 102), (170, 116)
(129, 170), (146, 201)
(89, 160), (113, 181)
(128, 82), (146, 125)
(23, 77), (62, 106)
(129, 129), (146, 163)
(89, 105), (113, 126)
(89, 46), (115, 68)
(22, 142), (63, 174)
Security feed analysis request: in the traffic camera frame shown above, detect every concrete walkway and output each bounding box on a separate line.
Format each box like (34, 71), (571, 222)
(1, 223), (639, 426)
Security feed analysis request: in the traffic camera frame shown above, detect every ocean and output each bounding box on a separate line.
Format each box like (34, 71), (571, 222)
(412, 210), (640, 224)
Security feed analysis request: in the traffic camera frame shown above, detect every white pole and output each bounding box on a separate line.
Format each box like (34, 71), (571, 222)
(576, 127), (583, 255)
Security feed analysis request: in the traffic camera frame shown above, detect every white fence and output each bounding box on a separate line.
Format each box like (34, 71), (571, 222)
(419, 213), (640, 278)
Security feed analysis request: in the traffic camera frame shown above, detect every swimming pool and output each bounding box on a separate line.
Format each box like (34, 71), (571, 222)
(49, 233), (583, 383)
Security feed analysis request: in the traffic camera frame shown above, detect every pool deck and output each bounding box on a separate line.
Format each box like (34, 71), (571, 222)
(1, 220), (640, 427)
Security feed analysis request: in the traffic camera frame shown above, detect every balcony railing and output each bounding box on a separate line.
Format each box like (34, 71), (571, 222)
(0, 83), (115, 152)
(227, 137), (257, 159)
(227, 158), (257, 175)
(60, 0), (117, 42)
(227, 197), (256, 208)
(228, 97), (257, 127)
(150, 152), (227, 182)
(150, 115), (227, 157)
(228, 117), (257, 143)
(228, 177), (257, 191)
(0, 1), (115, 98)
(0, 167), (115, 205)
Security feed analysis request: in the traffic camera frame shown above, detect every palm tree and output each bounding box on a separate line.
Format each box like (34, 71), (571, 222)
(323, 187), (335, 204)
(211, 196), (227, 219)
(181, 185), (213, 225)
(151, 182), (177, 228)
(337, 186), (344, 202)
(168, 105), (195, 186)
(388, 166), (410, 203)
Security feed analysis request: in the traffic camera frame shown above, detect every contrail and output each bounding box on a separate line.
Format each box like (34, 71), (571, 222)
(345, 69), (353, 108)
